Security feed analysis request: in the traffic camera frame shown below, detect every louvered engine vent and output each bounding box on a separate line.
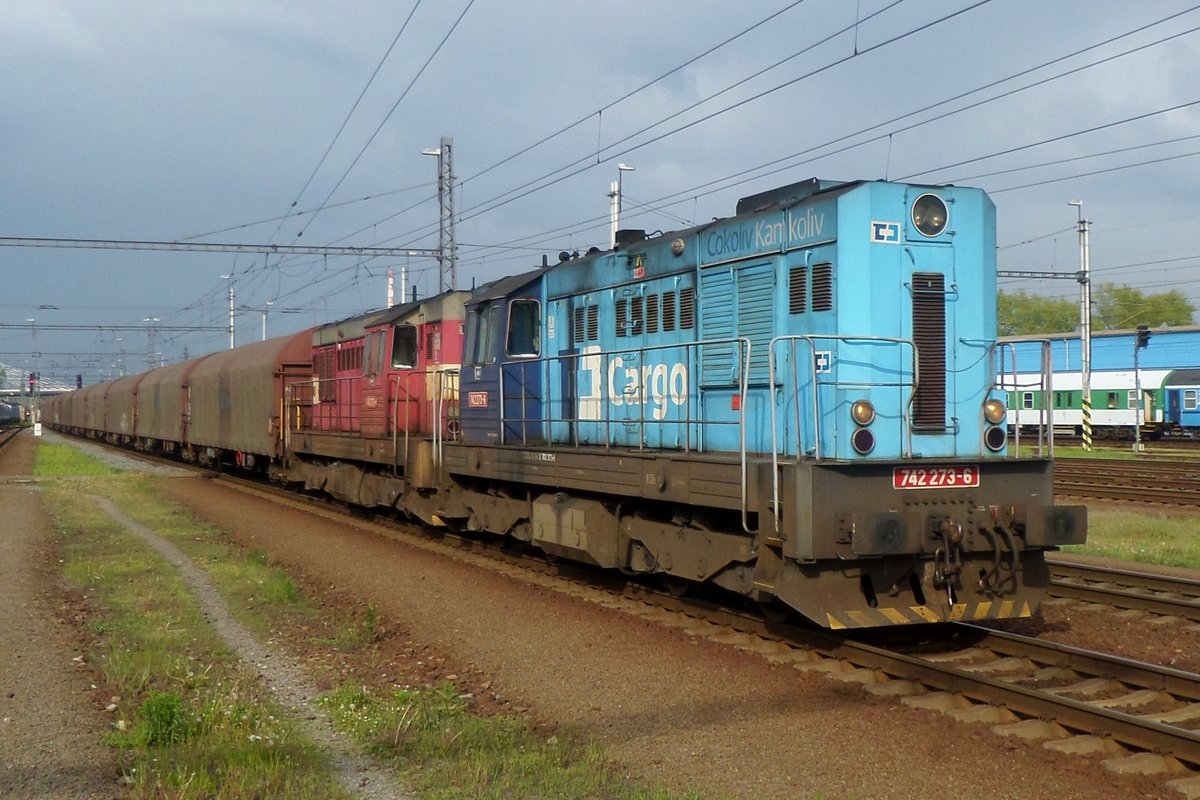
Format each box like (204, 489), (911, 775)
(911, 272), (946, 428)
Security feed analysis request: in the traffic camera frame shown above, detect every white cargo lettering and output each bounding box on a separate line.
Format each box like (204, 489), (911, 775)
(578, 346), (688, 421)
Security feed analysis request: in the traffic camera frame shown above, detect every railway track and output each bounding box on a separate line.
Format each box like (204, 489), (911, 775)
(616, 579), (1200, 773)
(1048, 559), (1200, 623)
(214, 472), (1200, 774)
(0, 426), (23, 453)
(1055, 457), (1200, 505)
(46, 432), (1200, 778)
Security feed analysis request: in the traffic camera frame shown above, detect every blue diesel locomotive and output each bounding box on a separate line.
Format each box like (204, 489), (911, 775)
(444, 178), (1085, 628)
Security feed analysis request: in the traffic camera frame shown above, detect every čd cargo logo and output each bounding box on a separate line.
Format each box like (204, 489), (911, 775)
(468, 391), (489, 408)
(576, 346), (687, 421)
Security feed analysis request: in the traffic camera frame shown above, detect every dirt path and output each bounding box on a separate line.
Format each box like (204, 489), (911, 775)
(90, 495), (414, 800)
(0, 430), (118, 799)
(158, 476), (1170, 800)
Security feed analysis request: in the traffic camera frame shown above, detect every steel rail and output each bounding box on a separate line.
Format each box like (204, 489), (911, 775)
(0, 426), (23, 451)
(1055, 458), (1200, 505)
(803, 626), (1200, 766)
(1048, 559), (1200, 622)
(647, 589), (1200, 767)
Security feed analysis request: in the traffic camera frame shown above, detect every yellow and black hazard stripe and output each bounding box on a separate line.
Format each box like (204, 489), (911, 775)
(1081, 397), (1093, 451)
(825, 599), (1034, 629)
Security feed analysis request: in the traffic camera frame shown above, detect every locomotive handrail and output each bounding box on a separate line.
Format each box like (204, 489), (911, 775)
(489, 336), (755, 534)
(768, 334), (918, 533)
(284, 370), (462, 479)
(389, 371), (420, 475)
(492, 336), (750, 452)
(436, 369), (461, 474)
(993, 340), (1053, 457)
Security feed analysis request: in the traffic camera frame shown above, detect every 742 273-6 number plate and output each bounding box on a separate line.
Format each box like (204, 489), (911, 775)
(892, 465), (980, 490)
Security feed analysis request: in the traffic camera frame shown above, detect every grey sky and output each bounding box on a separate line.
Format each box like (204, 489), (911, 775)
(3, 0), (1198, 385)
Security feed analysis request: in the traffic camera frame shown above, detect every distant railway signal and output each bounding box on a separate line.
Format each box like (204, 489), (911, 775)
(1133, 326), (1150, 452)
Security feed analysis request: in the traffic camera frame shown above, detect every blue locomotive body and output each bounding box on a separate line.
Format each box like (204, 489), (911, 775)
(451, 178), (1080, 628)
(462, 180), (1007, 462)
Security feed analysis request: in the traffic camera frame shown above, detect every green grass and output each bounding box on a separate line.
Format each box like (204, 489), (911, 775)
(1048, 444), (1200, 461)
(37, 440), (706, 799)
(318, 683), (700, 800)
(37, 446), (353, 799)
(1063, 507), (1200, 569)
(33, 442), (120, 476)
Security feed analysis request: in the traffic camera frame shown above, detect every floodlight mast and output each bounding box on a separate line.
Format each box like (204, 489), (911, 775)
(609, 163), (636, 248)
(423, 137), (457, 292)
(1068, 200), (1092, 452)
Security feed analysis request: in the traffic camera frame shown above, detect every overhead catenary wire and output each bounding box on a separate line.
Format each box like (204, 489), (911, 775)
(289, 0), (478, 246)
(31, 4), (1200, 371)
(193, 3), (1200, 293)
(348, 0), (985, 261)
(387, 3), (1200, 269)
(262, 0), (426, 248)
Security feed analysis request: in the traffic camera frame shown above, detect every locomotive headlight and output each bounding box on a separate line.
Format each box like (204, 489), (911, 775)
(985, 425), (1007, 451)
(911, 193), (948, 237)
(983, 398), (1007, 424)
(852, 428), (876, 454)
(851, 399), (875, 426)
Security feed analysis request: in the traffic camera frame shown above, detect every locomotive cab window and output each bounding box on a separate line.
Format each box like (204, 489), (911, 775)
(391, 324), (418, 369)
(465, 304), (500, 366)
(364, 331), (386, 376)
(507, 299), (540, 357)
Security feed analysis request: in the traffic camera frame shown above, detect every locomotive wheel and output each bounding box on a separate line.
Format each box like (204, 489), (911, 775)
(663, 576), (690, 597)
(759, 599), (794, 624)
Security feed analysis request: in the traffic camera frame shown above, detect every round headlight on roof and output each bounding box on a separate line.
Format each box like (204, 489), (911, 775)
(984, 399), (1006, 425)
(912, 193), (949, 237)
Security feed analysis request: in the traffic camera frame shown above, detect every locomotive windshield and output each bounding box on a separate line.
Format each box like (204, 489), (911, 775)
(391, 324), (418, 369)
(465, 304), (500, 365)
(506, 299), (540, 357)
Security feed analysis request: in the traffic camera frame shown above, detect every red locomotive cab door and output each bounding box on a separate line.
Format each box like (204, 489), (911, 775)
(388, 324), (422, 436)
(392, 371), (423, 436)
(361, 330), (389, 438)
(361, 382), (387, 437)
